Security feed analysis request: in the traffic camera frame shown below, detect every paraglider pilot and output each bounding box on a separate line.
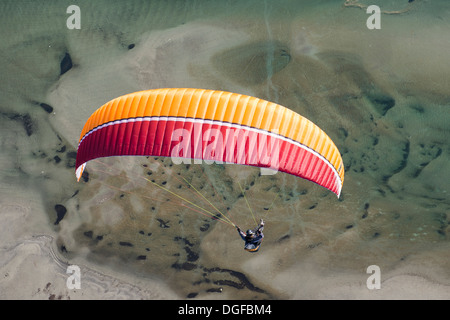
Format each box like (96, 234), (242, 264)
(236, 219), (264, 252)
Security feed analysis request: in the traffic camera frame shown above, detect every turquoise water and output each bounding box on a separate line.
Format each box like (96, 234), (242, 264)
(0, 0), (449, 299)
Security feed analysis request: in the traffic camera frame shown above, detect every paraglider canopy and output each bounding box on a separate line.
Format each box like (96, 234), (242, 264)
(75, 88), (344, 197)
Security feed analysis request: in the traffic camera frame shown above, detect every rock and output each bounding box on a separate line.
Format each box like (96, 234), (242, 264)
(368, 93), (396, 116)
(119, 241), (134, 247)
(83, 231), (93, 238)
(54, 204), (67, 225)
(60, 52), (73, 75)
(39, 103), (53, 113)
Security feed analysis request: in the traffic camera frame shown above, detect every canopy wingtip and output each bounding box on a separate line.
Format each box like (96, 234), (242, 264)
(75, 163), (86, 182)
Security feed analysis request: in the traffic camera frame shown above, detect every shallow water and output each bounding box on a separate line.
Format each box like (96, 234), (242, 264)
(0, 0), (449, 299)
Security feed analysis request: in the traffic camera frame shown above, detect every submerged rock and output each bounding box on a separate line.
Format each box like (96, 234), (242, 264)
(367, 93), (396, 116)
(38, 103), (53, 113)
(60, 52), (72, 75)
(54, 204), (67, 225)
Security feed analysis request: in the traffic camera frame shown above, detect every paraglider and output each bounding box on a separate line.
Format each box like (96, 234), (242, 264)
(236, 219), (265, 252)
(75, 88), (345, 252)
